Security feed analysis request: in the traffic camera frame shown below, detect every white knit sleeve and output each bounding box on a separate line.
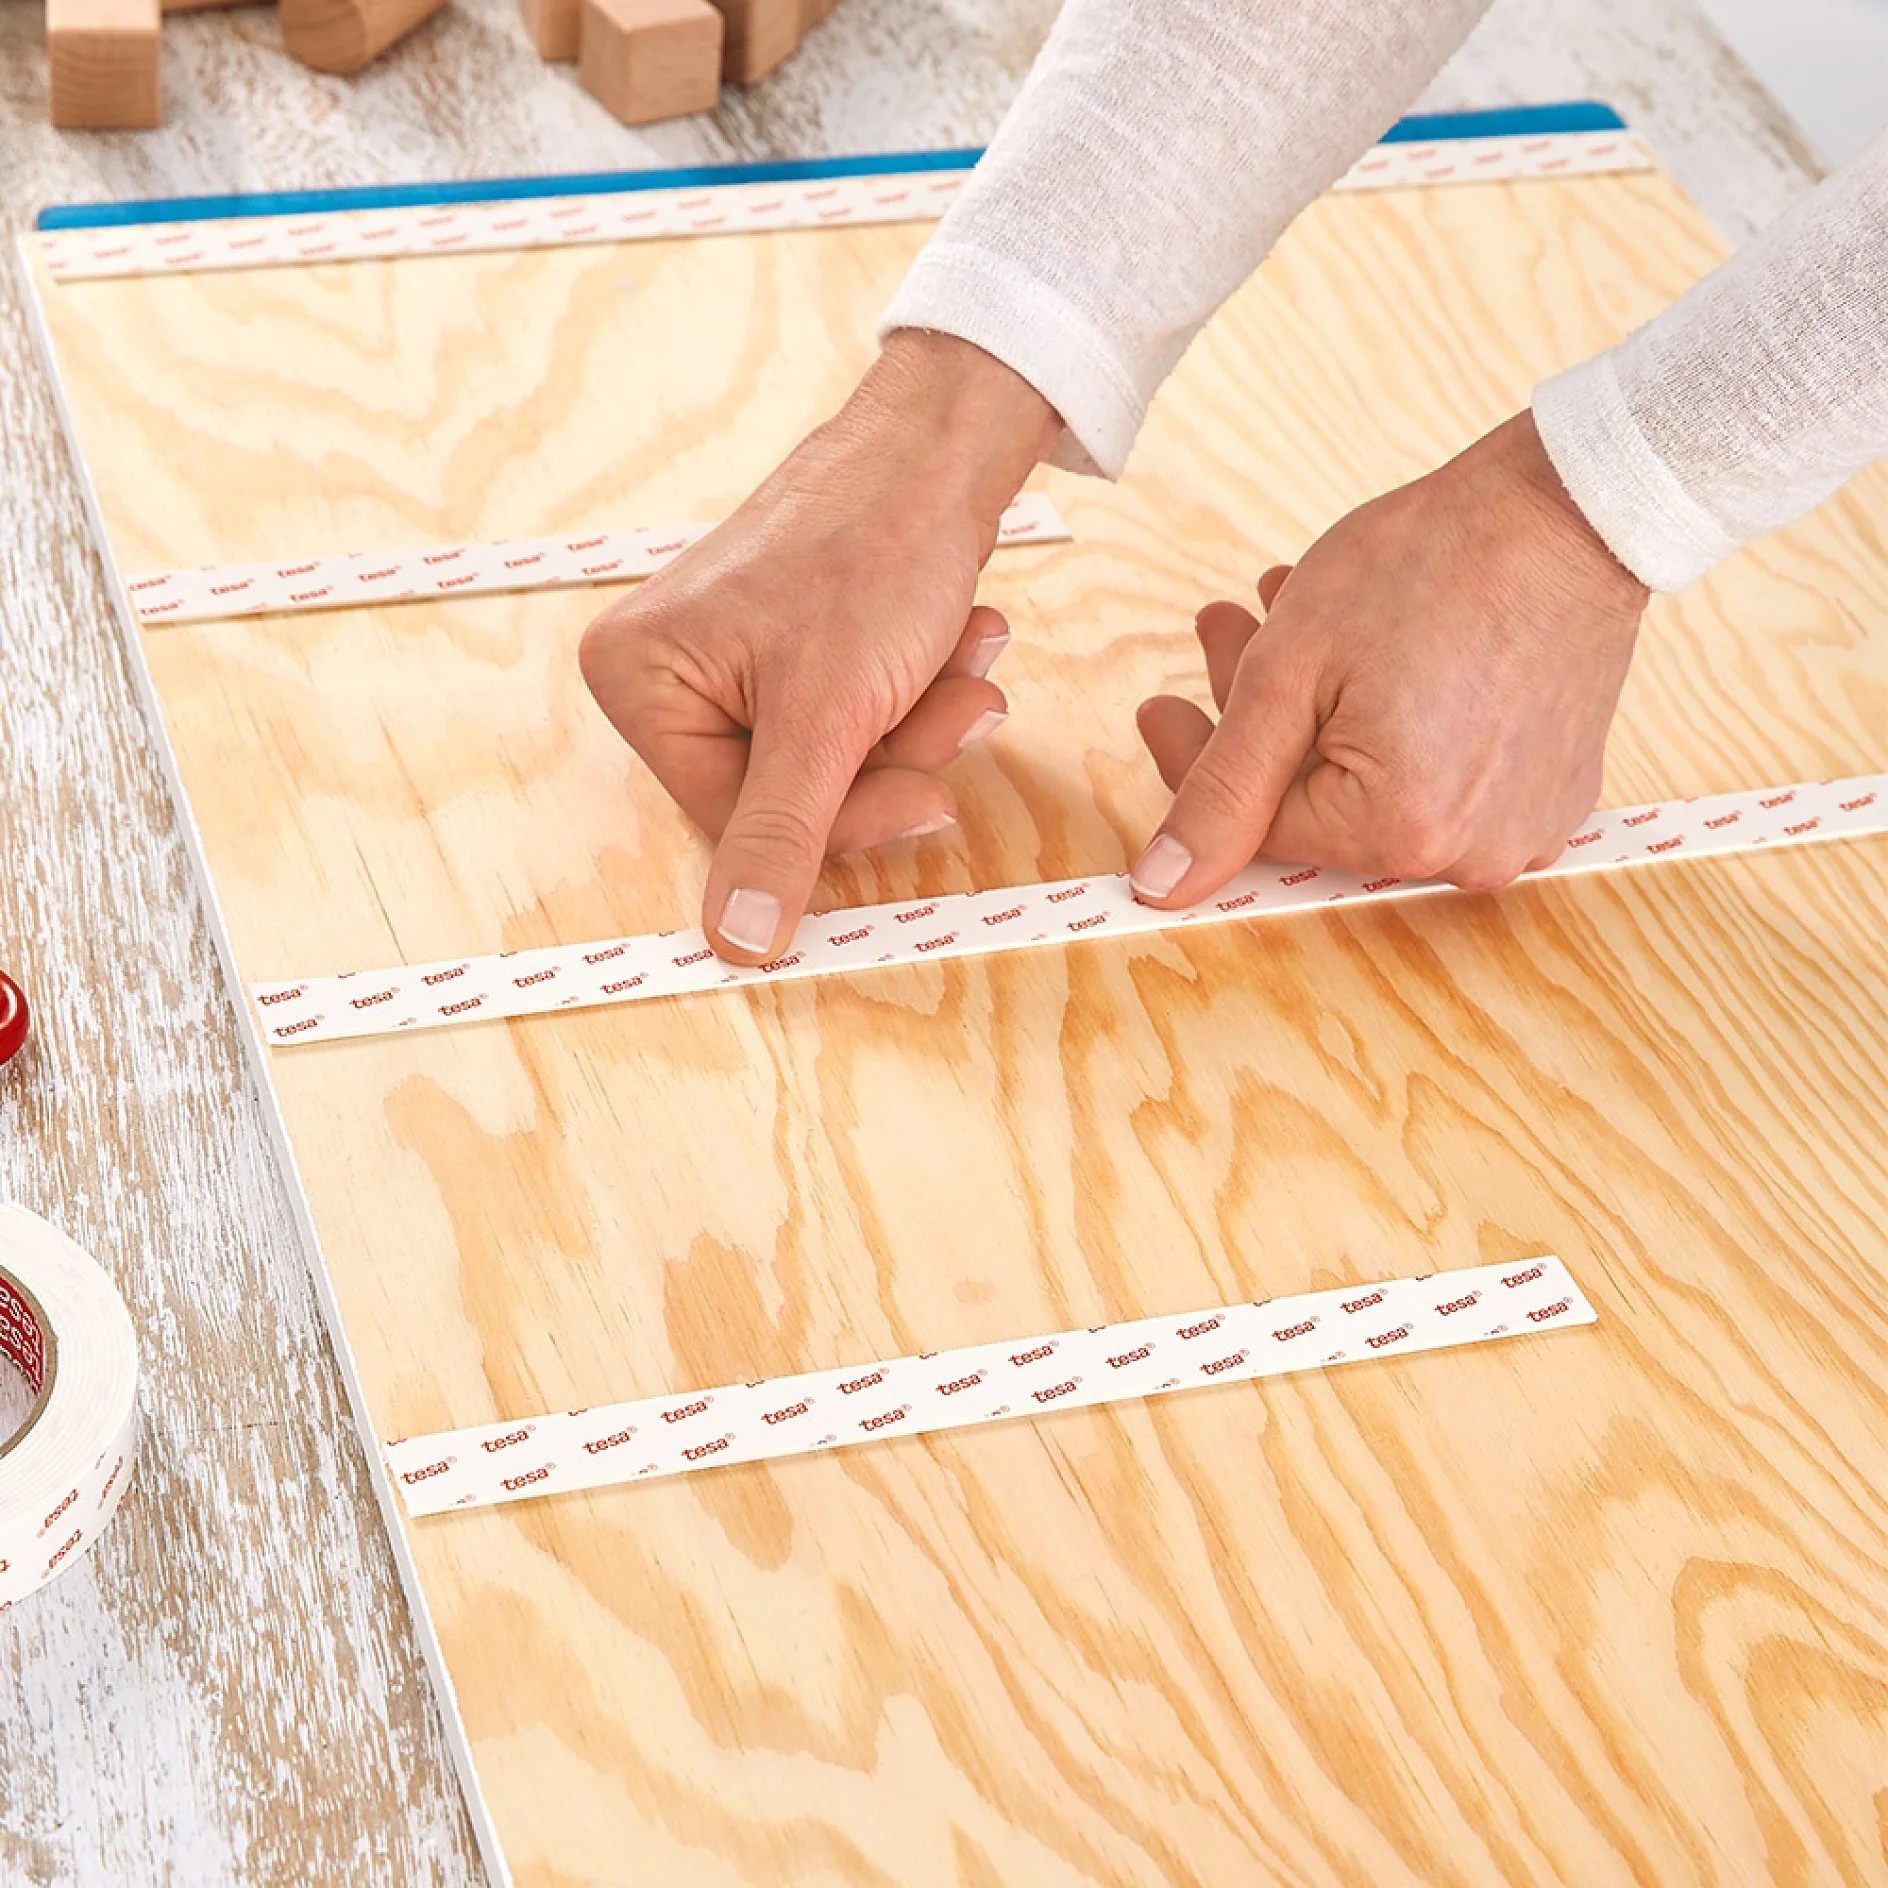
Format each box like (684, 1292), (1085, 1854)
(1534, 129), (1888, 592)
(880, 0), (1493, 478)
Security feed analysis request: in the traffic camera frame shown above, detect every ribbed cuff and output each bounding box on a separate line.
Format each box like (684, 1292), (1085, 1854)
(879, 242), (1153, 480)
(1532, 352), (1742, 593)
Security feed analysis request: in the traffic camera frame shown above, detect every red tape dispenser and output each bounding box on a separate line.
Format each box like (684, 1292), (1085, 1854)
(0, 972), (28, 1068)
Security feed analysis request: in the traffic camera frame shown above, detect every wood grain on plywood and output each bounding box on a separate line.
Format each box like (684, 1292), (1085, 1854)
(26, 157), (1888, 1886)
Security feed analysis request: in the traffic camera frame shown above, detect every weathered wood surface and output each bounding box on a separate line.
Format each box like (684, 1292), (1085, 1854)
(0, 1), (1834, 1883)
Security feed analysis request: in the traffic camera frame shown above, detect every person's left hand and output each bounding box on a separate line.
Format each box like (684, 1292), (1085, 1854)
(1130, 410), (1652, 904)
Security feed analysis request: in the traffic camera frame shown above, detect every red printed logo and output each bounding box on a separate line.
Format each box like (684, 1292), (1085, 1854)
(43, 1531), (82, 1575)
(440, 996), (485, 1016)
(1046, 886), (1087, 903)
(936, 1372), (985, 1396)
(350, 988), (397, 1009)
(916, 932), (960, 951)
(422, 965), (466, 985)
(895, 904), (939, 924)
(513, 968), (557, 988)
(1503, 1264), (1545, 1288)
(1760, 791), (1796, 808)
(859, 1405), (910, 1431)
(1435, 1292), (1479, 1315)
(480, 1428), (532, 1452)
(1177, 1317), (1221, 1340)
(275, 1016), (321, 1037)
(1623, 809), (1659, 826)
(40, 1487), (77, 1534)
(1362, 877), (1401, 893)
(1107, 1345), (1151, 1368)
(1066, 914), (1107, 932)
(661, 1398), (710, 1423)
(257, 986), (305, 1005)
(401, 1457), (454, 1484)
(1366, 1324), (1412, 1349)
(601, 976), (646, 995)
(1272, 1318), (1316, 1341)
(829, 927), (871, 946)
(1280, 869), (1318, 886)
(1704, 812), (1741, 829)
(763, 1400), (810, 1424)
(1645, 836), (1684, 853)
(582, 944), (627, 964)
(982, 906), (1024, 926)
(1527, 1298), (1572, 1322)
(1567, 829), (1602, 847)
(583, 1429), (635, 1454)
(683, 1435), (731, 1461)
(1342, 1290), (1384, 1314)
(673, 948), (714, 967)
(501, 1466), (551, 1491)
(1200, 1351), (1248, 1376)
(1031, 1379), (1078, 1403)
(1009, 1344), (1054, 1367)
(1784, 818), (1820, 835)
(1216, 892), (1257, 913)
(1841, 792), (1877, 812)
(838, 1370), (885, 1395)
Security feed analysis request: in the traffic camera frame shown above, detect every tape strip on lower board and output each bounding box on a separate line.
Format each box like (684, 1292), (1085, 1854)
(37, 130), (1653, 284)
(123, 494), (1070, 626)
(253, 773), (1887, 1047)
(0, 1205), (140, 1608)
(387, 1254), (1593, 1516)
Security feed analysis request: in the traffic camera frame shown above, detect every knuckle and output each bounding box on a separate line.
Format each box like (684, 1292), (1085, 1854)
(728, 798), (830, 862)
(1176, 754), (1266, 832)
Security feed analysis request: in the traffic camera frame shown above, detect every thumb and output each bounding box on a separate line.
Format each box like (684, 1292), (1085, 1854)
(702, 692), (871, 963)
(1129, 647), (1318, 908)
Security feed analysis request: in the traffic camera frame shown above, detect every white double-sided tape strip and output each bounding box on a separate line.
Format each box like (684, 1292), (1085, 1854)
(37, 131), (1653, 285)
(253, 773), (1887, 1048)
(121, 494), (1069, 627)
(0, 1205), (140, 1608)
(388, 1254), (1593, 1516)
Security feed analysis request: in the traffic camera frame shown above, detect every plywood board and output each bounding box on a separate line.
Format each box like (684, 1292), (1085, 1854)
(23, 151), (1888, 1887)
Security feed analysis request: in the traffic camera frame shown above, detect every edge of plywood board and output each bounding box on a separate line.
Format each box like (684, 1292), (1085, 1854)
(12, 235), (516, 1888)
(31, 101), (1627, 231)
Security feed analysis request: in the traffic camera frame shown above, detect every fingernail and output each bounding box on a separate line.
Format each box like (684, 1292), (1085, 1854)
(959, 707), (1007, 751)
(966, 630), (1009, 679)
(1129, 833), (1192, 901)
(900, 812), (957, 841)
(717, 886), (782, 954)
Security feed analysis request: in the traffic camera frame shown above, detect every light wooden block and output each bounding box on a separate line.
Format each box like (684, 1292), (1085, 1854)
(47, 0), (160, 131)
(521, 0), (580, 60)
(279, 0), (449, 73)
(704, 0), (797, 82)
(579, 0), (720, 125)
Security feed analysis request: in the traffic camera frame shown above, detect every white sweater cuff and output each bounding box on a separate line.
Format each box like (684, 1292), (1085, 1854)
(1532, 354), (1742, 593)
(880, 242), (1152, 479)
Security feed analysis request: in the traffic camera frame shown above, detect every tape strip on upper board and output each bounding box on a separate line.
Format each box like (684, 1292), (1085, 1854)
(120, 494), (1070, 627)
(252, 773), (1888, 1047)
(0, 1205), (140, 1608)
(387, 1255), (1594, 1515)
(35, 130), (1653, 283)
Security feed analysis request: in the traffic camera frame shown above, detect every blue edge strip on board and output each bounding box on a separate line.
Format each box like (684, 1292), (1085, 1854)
(36, 101), (1624, 234)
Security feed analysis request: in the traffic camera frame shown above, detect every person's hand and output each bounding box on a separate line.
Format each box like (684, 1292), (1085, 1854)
(580, 331), (1059, 963)
(1131, 410), (1651, 904)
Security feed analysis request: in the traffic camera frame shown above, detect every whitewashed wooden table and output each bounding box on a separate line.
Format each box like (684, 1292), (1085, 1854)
(0, 2), (1824, 1880)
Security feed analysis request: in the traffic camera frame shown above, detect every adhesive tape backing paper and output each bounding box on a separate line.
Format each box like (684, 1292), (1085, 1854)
(0, 1205), (140, 1608)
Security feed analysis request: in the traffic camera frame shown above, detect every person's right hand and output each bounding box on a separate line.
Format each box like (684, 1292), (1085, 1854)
(579, 331), (1059, 964)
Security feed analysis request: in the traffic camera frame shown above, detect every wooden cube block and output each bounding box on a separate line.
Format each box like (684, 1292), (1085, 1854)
(704, 0), (798, 83)
(47, 0), (160, 130)
(280, 0), (449, 74)
(521, 0), (581, 60)
(579, 0), (721, 125)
